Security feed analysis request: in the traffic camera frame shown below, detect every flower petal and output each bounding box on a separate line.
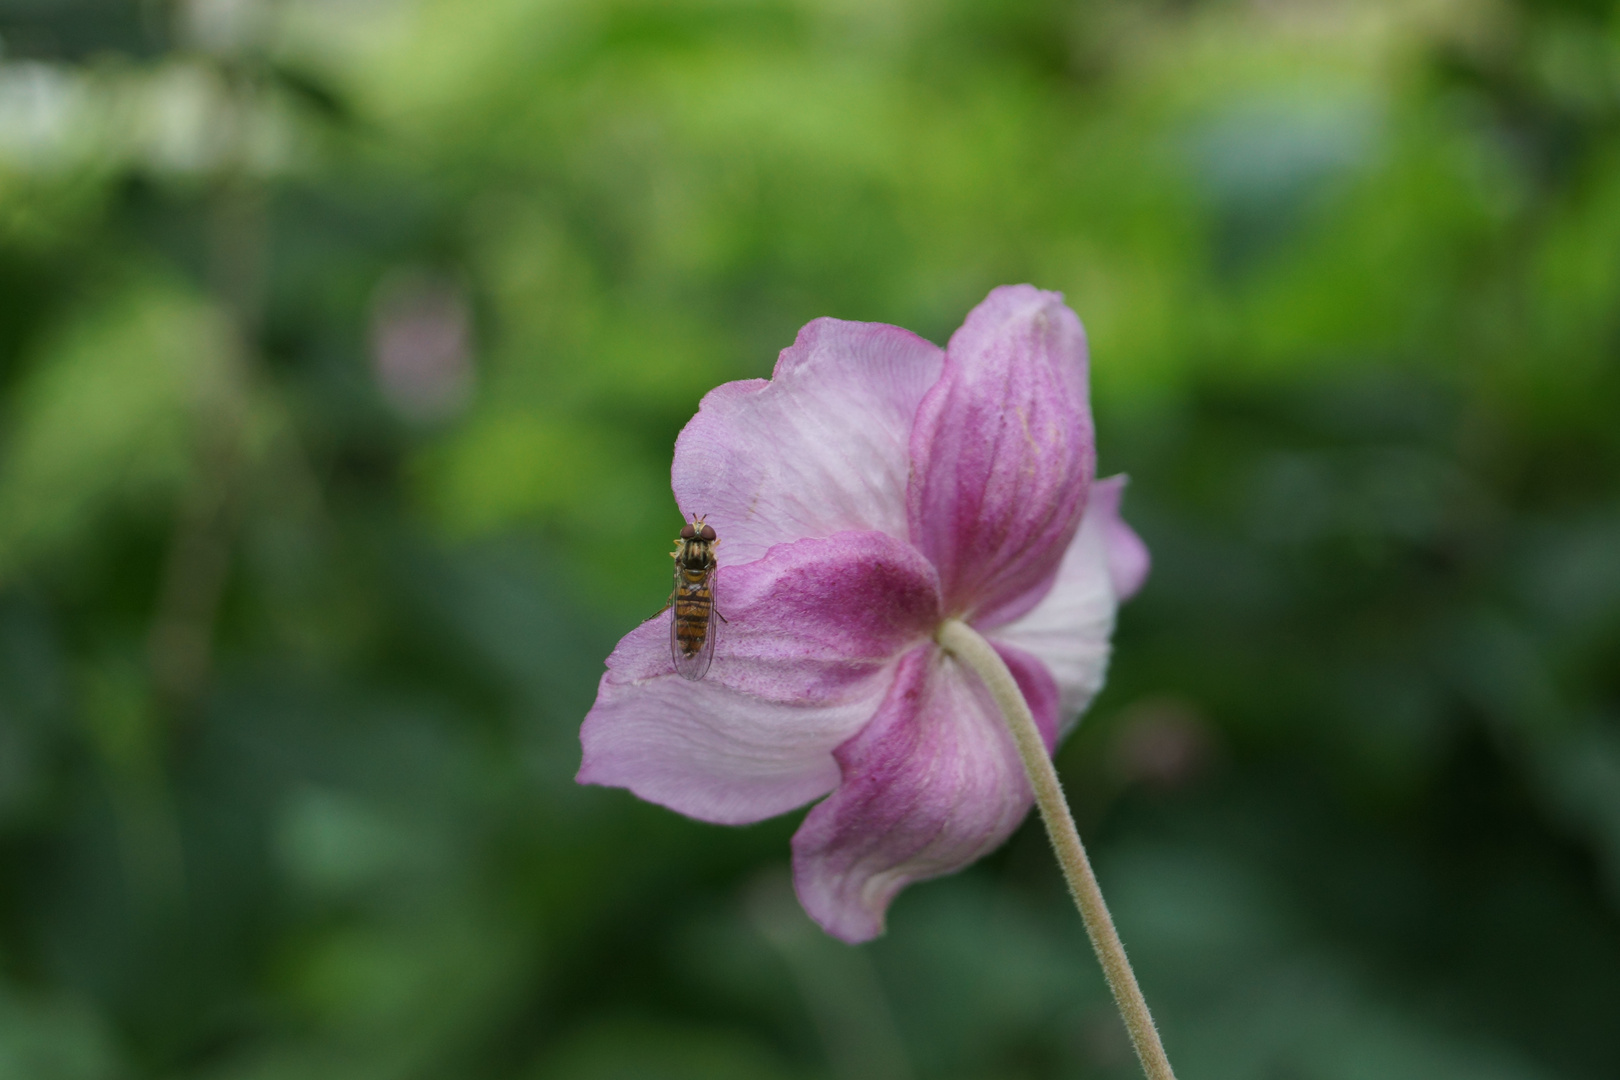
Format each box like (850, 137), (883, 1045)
(992, 475), (1147, 735)
(791, 643), (1055, 943)
(907, 285), (1095, 627)
(578, 530), (941, 825)
(579, 661), (886, 825)
(673, 319), (944, 566)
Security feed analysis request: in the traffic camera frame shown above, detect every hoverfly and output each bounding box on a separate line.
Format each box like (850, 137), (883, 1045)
(669, 513), (719, 680)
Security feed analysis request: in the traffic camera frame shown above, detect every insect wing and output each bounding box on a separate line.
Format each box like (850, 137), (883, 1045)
(669, 571), (717, 681)
(670, 609), (716, 681)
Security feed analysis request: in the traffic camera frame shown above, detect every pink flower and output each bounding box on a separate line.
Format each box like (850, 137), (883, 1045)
(577, 285), (1149, 943)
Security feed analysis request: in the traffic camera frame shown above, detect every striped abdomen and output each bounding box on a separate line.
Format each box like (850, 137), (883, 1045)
(673, 569), (713, 657)
(669, 530), (717, 680)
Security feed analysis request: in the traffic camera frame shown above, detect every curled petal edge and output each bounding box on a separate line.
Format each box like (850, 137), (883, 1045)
(673, 318), (944, 566)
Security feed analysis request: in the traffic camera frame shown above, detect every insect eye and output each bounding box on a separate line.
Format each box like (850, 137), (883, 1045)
(699, 524), (716, 541)
(680, 524), (696, 539)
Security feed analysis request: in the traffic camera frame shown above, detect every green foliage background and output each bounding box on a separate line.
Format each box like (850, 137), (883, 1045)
(1, 0), (1618, 1077)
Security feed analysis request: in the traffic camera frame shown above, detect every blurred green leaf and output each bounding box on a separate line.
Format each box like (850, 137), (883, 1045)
(0, 989), (122, 1080)
(0, 282), (230, 578)
(531, 1019), (801, 1080)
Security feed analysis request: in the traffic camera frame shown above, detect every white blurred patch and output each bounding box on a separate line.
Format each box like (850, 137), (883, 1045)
(181, 0), (270, 55)
(369, 269), (475, 423)
(137, 60), (235, 175)
(0, 61), (93, 170)
(0, 54), (301, 179)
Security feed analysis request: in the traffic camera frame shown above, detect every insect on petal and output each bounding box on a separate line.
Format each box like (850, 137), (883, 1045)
(579, 619), (891, 825)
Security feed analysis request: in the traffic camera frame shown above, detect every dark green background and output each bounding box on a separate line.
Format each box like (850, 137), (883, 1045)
(0, 0), (1617, 1077)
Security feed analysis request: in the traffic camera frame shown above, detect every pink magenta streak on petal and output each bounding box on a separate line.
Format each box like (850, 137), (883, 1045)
(712, 531), (942, 699)
(907, 286), (1096, 629)
(791, 645), (1041, 943)
(673, 319), (944, 566)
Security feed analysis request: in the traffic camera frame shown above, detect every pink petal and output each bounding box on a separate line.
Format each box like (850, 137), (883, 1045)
(578, 530), (941, 825)
(992, 475), (1148, 736)
(578, 667), (886, 825)
(907, 285), (1095, 628)
(673, 319), (944, 566)
(791, 642), (1061, 943)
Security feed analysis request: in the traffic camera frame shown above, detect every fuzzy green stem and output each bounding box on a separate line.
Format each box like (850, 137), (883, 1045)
(936, 618), (1176, 1080)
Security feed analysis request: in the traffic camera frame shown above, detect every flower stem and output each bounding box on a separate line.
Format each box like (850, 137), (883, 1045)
(936, 618), (1176, 1080)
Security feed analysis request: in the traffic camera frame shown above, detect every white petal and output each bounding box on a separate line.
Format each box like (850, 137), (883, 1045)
(990, 475), (1144, 735)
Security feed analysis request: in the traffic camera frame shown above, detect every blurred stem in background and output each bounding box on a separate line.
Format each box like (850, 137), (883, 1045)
(144, 188), (252, 716)
(746, 871), (915, 1080)
(146, 10), (264, 719)
(80, 659), (186, 914)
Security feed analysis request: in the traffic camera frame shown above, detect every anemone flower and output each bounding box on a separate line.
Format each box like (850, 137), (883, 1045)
(577, 285), (1173, 1078)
